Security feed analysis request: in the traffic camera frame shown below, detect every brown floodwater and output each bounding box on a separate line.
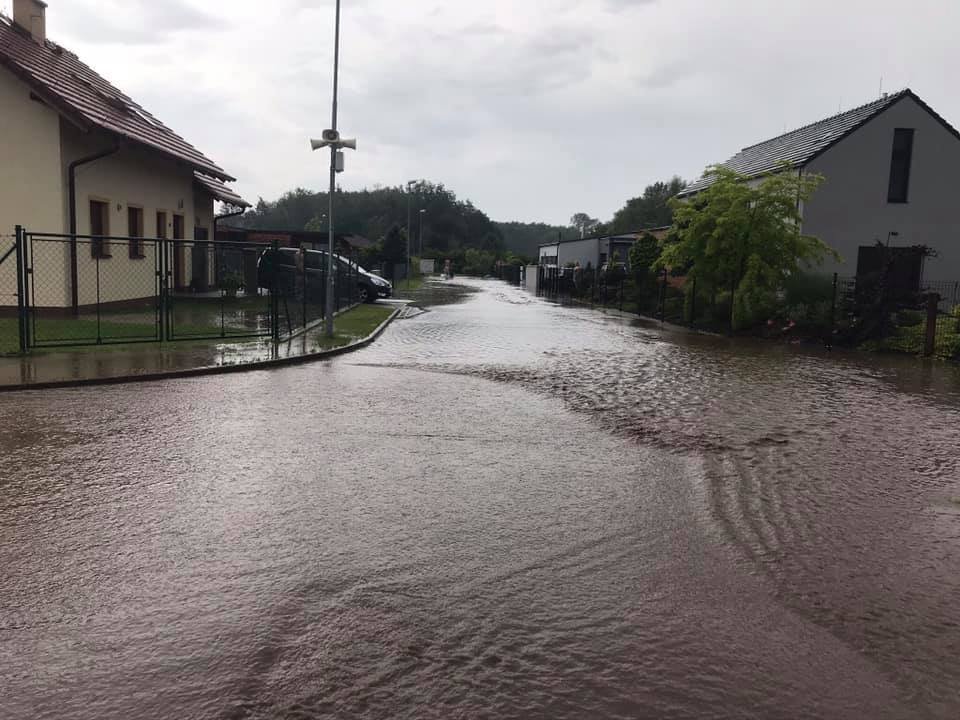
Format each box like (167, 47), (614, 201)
(1, 278), (959, 719)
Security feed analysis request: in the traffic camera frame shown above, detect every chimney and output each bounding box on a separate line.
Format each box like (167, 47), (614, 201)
(13, 0), (47, 43)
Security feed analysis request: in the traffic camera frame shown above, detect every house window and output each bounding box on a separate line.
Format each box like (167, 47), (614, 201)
(128, 206), (145, 258)
(90, 200), (110, 258)
(887, 128), (914, 203)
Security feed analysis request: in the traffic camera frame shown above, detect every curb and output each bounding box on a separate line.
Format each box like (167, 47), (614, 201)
(0, 307), (402, 394)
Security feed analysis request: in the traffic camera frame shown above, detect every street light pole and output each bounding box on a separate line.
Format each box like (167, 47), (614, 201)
(406, 184), (412, 289)
(419, 209), (426, 258)
(324, 0), (342, 339)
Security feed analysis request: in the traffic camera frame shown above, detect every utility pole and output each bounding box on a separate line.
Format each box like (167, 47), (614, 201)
(325, 0), (341, 338)
(310, 0), (356, 337)
(406, 183), (412, 289)
(419, 209), (426, 257)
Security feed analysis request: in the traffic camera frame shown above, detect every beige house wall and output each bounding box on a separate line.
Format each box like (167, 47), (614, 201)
(0, 66), (66, 307)
(60, 124), (215, 306)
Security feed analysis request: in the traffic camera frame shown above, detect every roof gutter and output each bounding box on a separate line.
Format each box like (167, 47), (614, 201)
(69, 143), (119, 313)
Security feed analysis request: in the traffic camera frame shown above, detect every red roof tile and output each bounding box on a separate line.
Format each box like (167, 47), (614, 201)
(0, 15), (234, 181)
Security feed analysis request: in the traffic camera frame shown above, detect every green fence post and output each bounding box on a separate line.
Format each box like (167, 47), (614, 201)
(923, 293), (940, 357)
(271, 238), (280, 345)
(15, 225), (27, 353)
(827, 272), (838, 349)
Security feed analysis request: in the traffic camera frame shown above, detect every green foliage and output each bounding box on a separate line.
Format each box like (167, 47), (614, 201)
(628, 231), (661, 272)
(381, 224), (407, 264)
(570, 213), (601, 237)
(495, 221), (573, 257)
(462, 248), (497, 276)
(240, 180), (504, 259)
(660, 166), (838, 330)
(864, 315), (960, 359)
(609, 177), (687, 233)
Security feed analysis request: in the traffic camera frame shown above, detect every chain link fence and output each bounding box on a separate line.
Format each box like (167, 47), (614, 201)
(0, 229), (364, 356)
(533, 262), (960, 362)
(0, 233), (19, 354)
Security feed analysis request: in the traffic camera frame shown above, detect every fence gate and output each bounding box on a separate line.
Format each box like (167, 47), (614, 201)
(3, 228), (362, 354)
(21, 230), (163, 350)
(163, 238), (277, 343)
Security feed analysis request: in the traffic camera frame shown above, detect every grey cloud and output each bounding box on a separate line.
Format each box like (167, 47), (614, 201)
(54, 0), (215, 45)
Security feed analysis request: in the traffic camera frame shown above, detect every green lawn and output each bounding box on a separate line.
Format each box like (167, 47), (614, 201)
(0, 316), (224, 355)
(393, 275), (426, 297)
(313, 304), (395, 350)
(0, 301), (394, 356)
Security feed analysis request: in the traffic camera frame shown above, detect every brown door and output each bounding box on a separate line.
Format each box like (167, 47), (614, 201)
(172, 214), (185, 290)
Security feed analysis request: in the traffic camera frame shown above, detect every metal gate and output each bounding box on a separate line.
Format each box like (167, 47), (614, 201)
(163, 238), (278, 343)
(23, 230), (163, 349)
(1, 227), (363, 354)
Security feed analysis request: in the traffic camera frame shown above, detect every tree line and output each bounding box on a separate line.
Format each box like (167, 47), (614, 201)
(237, 180), (508, 273)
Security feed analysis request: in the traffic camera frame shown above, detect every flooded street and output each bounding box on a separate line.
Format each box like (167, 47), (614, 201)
(2, 279), (960, 719)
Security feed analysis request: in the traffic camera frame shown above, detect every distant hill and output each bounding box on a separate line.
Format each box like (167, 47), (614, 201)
(495, 221), (576, 261)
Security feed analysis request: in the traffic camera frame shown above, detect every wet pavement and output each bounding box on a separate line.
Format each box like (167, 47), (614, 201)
(2, 278), (959, 719)
(0, 303), (405, 388)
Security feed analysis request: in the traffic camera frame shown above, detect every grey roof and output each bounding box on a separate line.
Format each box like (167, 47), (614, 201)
(679, 89), (956, 196)
(194, 173), (250, 208)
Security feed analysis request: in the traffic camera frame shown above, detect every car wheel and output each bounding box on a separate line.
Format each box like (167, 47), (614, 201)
(358, 285), (370, 303)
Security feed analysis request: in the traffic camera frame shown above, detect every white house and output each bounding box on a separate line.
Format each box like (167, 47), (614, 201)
(680, 89), (960, 283)
(538, 231), (664, 270)
(0, 0), (248, 309)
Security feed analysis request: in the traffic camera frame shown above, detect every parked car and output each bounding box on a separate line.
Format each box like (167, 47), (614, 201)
(257, 248), (392, 303)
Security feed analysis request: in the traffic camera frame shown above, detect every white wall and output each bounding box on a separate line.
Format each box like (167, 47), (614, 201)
(60, 125), (214, 305)
(524, 264), (538, 294)
(539, 243), (559, 266)
(0, 67), (65, 307)
(557, 238), (600, 268)
(804, 96), (960, 282)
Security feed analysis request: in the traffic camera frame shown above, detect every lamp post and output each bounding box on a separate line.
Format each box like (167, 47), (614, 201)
(309, 0), (357, 338)
(406, 182), (415, 289)
(419, 209), (426, 258)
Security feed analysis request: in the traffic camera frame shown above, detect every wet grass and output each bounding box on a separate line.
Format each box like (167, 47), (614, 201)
(0, 317), (230, 356)
(313, 304), (394, 351)
(0, 302), (393, 357)
(393, 275), (426, 297)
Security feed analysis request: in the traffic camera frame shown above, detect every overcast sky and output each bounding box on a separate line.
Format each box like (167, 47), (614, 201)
(22, 0), (960, 225)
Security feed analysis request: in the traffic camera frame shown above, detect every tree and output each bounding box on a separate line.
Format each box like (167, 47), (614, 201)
(381, 224), (407, 265)
(659, 166), (836, 330)
(495, 221), (573, 257)
(628, 231), (661, 298)
(570, 213), (600, 238)
(609, 177), (686, 233)
(237, 180), (504, 259)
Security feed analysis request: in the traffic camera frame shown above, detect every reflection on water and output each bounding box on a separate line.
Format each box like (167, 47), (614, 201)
(1, 278), (959, 720)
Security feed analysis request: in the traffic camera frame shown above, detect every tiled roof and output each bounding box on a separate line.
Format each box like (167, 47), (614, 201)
(0, 14), (233, 181)
(679, 90), (942, 196)
(194, 173), (250, 208)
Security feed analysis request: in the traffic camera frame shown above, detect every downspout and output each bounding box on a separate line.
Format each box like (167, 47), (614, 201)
(69, 144), (119, 313)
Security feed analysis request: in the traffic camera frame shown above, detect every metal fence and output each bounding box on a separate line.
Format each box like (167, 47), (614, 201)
(0, 227), (362, 355)
(536, 266), (628, 311)
(534, 263), (960, 361)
